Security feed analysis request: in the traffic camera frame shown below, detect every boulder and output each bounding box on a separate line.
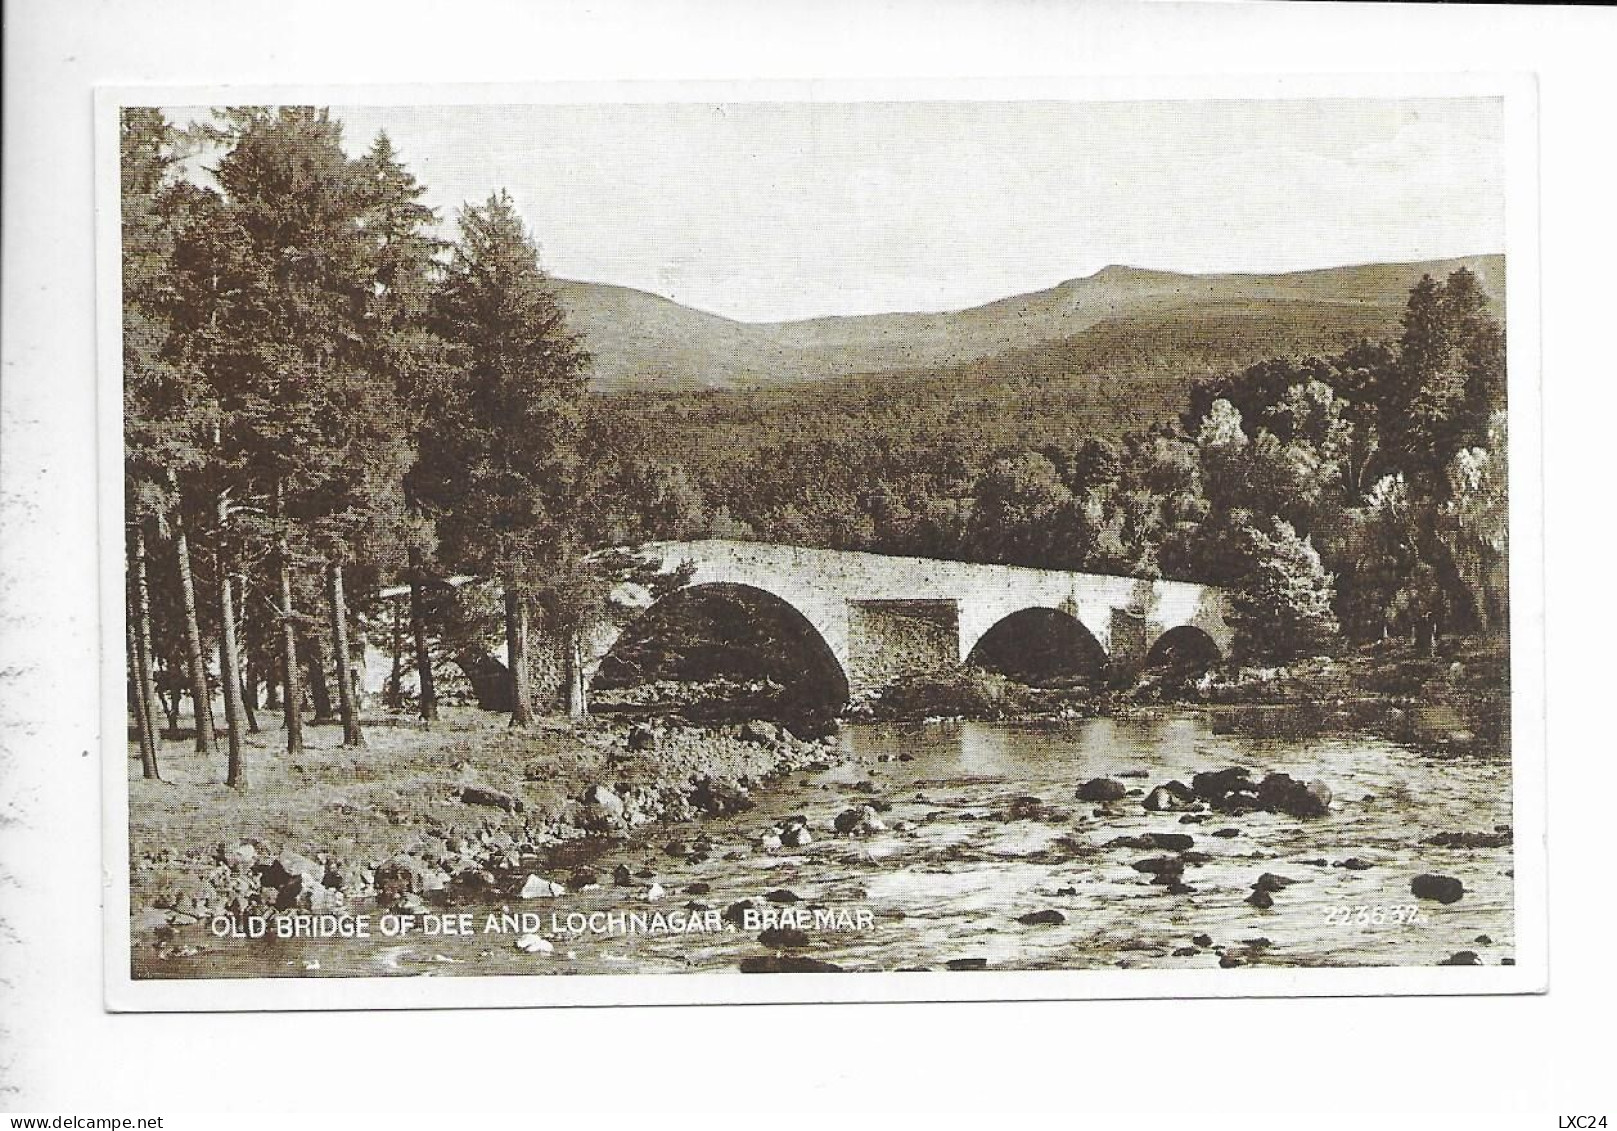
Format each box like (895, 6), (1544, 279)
(1007, 794), (1051, 818)
(626, 723), (657, 751)
(373, 855), (432, 903)
(1211, 827), (1241, 839)
(764, 888), (800, 904)
(834, 805), (885, 835)
(258, 851), (322, 892)
(1076, 778), (1128, 803)
(739, 720), (780, 746)
(1439, 950), (1481, 966)
(580, 784), (625, 821)
(646, 883), (666, 902)
(1192, 767), (1255, 805)
(1257, 772), (1332, 818)
(781, 824), (813, 849)
(690, 776), (752, 817)
(218, 842), (257, 870)
(1107, 832), (1195, 852)
(457, 785), (523, 813)
(1411, 874), (1466, 904)
(515, 933), (554, 955)
(1016, 909), (1066, 926)
(1252, 873), (1299, 893)
(1246, 889), (1274, 909)
(519, 874), (566, 899)
(612, 863), (634, 887)
(758, 926), (810, 948)
(1132, 857), (1185, 884)
(1142, 780), (1198, 812)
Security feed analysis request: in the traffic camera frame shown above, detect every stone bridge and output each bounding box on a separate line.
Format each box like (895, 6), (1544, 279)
(584, 539), (1232, 703)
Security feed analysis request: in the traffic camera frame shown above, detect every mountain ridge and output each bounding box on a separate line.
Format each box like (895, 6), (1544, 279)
(553, 254), (1505, 395)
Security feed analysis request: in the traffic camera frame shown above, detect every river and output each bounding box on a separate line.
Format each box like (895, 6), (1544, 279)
(139, 712), (1515, 978)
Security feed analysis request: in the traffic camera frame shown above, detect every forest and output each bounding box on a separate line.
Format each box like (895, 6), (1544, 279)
(123, 106), (1510, 791)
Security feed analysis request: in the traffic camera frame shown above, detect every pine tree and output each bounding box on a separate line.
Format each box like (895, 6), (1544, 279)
(428, 191), (591, 725)
(121, 108), (221, 765)
(356, 131), (451, 726)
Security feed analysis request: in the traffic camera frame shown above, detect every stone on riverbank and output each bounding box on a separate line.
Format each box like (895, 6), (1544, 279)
(834, 805), (886, 835)
(781, 822), (813, 848)
(519, 874), (566, 899)
(1016, 909), (1066, 926)
(580, 784), (625, 823)
(373, 854), (434, 904)
(1257, 772), (1333, 818)
(1107, 832), (1194, 852)
(457, 784), (524, 813)
(1076, 777), (1128, 803)
(690, 775), (753, 817)
(515, 932), (554, 955)
(1411, 874), (1466, 904)
(1142, 781), (1198, 812)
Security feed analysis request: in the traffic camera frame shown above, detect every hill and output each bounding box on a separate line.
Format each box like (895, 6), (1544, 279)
(555, 255), (1505, 395)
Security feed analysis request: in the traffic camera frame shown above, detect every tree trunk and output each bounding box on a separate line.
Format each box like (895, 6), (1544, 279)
(305, 643), (334, 722)
(126, 620), (159, 779)
(386, 592), (404, 709)
(158, 672), (180, 733)
(413, 550), (439, 724)
(218, 566), (248, 789)
(238, 587), (260, 734)
(565, 630), (588, 719)
(131, 522), (162, 779)
(240, 667), (260, 734)
(504, 583), (533, 727)
(327, 560), (365, 748)
(277, 528), (304, 755)
(172, 507), (217, 756)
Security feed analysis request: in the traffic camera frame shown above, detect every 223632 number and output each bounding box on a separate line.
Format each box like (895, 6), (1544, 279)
(1324, 905), (1425, 926)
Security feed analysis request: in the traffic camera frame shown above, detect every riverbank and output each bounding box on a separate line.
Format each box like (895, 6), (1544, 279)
(134, 714), (1516, 977)
(853, 638), (1510, 756)
(128, 708), (840, 948)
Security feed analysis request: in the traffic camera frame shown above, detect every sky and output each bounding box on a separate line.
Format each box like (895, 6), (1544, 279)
(169, 97), (1505, 324)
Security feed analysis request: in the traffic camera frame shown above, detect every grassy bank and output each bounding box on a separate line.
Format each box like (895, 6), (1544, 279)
(128, 707), (839, 935)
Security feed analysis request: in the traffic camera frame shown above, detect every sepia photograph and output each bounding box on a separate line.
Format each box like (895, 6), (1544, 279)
(20, 0), (1617, 1117)
(102, 81), (1541, 1008)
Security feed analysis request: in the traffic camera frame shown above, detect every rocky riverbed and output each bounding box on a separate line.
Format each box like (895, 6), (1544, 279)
(134, 712), (1515, 978)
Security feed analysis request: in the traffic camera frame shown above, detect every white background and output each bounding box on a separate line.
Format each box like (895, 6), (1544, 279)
(2, 0), (1613, 1117)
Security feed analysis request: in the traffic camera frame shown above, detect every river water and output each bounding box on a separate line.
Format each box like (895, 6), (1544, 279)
(141, 713), (1515, 978)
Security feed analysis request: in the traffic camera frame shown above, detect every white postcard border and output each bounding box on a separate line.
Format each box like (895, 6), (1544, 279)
(96, 70), (1547, 1012)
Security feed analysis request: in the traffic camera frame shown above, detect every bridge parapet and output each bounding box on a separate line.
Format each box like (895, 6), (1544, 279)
(590, 539), (1233, 700)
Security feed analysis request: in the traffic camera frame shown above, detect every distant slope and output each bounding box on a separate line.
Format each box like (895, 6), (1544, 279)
(556, 255), (1504, 394)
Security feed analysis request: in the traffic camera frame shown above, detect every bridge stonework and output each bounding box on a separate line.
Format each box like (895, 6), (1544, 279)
(584, 539), (1233, 702)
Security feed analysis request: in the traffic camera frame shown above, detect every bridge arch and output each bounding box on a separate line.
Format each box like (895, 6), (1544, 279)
(1144, 624), (1223, 673)
(588, 581), (851, 711)
(964, 606), (1110, 687)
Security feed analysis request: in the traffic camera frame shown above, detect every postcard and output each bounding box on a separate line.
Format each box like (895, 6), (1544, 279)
(99, 74), (1544, 1010)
